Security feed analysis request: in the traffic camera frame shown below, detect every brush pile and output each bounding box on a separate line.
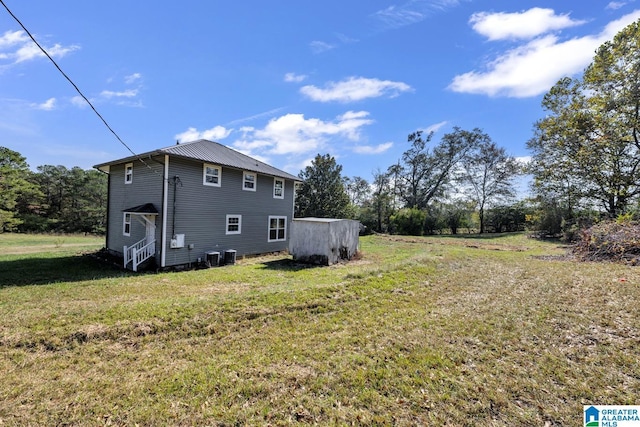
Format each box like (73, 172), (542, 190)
(573, 220), (640, 264)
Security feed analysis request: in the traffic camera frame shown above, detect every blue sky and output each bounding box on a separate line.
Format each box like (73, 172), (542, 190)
(2, 1), (640, 188)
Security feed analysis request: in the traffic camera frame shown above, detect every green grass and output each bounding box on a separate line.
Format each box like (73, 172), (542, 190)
(1, 232), (639, 425)
(0, 232), (104, 250)
(0, 233), (116, 287)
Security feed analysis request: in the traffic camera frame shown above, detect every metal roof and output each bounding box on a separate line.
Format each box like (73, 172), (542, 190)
(293, 217), (346, 223)
(94, 139), (300, 181)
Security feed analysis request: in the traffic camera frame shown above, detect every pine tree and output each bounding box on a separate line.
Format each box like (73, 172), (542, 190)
(295, 154), (352, 218)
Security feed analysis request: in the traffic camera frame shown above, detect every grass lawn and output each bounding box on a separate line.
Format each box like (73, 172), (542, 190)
(0, 232), (638, 425)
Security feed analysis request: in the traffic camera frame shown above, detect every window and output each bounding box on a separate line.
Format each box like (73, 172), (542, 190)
(273, 178), (284, 199)
(226, 214), (242, 235)
(203, 164), (221, 187)
(243, 171), (256, 191)
(123, 213), (131, 236)
(268, 216), (287, 242)
(125, 163), (133, 184)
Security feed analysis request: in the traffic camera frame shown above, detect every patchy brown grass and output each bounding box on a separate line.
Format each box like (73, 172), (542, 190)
(1, 233), (639, 425)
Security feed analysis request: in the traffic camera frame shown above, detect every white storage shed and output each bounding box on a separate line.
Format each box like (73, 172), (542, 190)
(289, 218), (360, 265)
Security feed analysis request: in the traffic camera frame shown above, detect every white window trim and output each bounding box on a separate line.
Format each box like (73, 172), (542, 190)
(243, 171), (257, 192)
(124, 163), (133, 184)
(273, 178), (284, 199)
(123, 213), (131, 236)
(268, 215), (287, 242)
(203, 163), (222, 187)
(226, 214), (242, 235)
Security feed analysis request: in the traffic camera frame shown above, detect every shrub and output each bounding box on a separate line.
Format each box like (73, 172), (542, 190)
(390, 208), (426, 236)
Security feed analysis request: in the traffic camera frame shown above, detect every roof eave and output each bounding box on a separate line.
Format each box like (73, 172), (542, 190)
(92, 150), (163, 172)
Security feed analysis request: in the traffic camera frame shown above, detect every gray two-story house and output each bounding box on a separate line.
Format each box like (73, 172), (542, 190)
(94, 139), (300, 271)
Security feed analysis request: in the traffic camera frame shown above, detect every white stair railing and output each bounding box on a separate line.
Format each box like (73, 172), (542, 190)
(124, 238), (156, 271)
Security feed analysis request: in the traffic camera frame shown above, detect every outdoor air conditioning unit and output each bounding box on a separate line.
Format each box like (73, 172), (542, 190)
(224, 249), (237, 265)
(205, 251), (220, 267)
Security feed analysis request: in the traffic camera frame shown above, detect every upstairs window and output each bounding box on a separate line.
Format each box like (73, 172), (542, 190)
(123, 213), (131, 236)
(273, 178), (284, 199)
(125, 163), (133, 184)
(203, 164), (221, 187)
(268, 216), (287, 242)
(226, 214), (242, 235)
(243, 171), (257, 191)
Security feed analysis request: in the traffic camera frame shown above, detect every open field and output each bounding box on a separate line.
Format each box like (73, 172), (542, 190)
(0, 233), (104, 254)
(0, 233), (639, 425)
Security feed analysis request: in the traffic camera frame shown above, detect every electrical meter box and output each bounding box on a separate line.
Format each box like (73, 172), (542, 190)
(170, 234), (185, 248)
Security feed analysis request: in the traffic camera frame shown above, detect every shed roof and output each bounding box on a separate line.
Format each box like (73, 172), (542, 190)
(293, 217), (356, 223)
(94, 139), (299, 181)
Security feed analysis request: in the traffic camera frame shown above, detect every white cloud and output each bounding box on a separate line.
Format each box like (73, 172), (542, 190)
(284, 72), (307, 83)
(15, 42), (79, 64)
(285, 157), (314, 174)
(41, 43), (79, 60)
(233, 148), (271, 165)
(70, 95), (88, 108)
(0, 30), (28, 48)
(31, 97), (56, 111)
(607, 1), (628, 10)
(76, 73), (145, 108)
(469, 8), (586, 41)
(124, 73), (142, 84)
(12, 43), (44, 63)
(334, 111), (376, 140)
(175, 126), (233, 143)
(233, 110), (374, 156)
(371, 0), (461, 30)
(353, 142), (393, 154)
(0, 29), (80, 66)
(100, 89), (138, 99)
(449, 10), (640, 98)
(422, 121), (448, 133)
(300, 76), (412, 103)
(226, 107), (287, 126)
(335, 33), (359, 44)
(309, 40), (335, 54)
(98, 88), (143, 107)
(373, 5), (426, 29)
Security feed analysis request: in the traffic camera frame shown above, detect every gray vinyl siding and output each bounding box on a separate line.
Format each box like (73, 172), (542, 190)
(163, 157), (295, 267)
(106, 159), (164, 259)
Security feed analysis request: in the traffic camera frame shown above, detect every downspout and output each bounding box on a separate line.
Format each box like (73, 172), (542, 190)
(172, 175), (178, 237)
(292, 179), (298, 219)
(105, 172), (110, 249)
(95, 167), (110, 249)
(161, 155), (169, 268)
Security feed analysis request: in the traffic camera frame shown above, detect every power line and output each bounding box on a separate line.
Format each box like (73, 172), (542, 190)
(0, 0), (152, 169)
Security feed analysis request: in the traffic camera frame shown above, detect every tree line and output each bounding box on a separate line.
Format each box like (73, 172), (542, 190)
(295, 127), (524, 235)
(0, 147), (107, 233)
